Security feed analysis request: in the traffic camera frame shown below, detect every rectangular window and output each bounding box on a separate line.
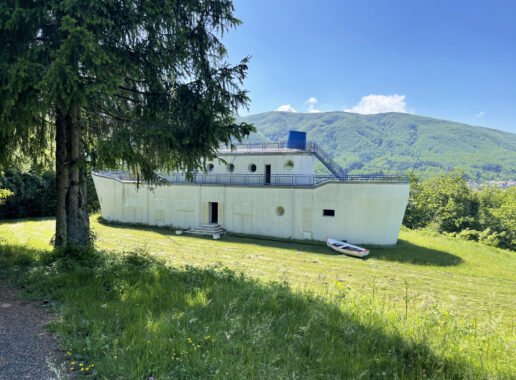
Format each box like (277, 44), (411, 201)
(323, 209), (335, 217)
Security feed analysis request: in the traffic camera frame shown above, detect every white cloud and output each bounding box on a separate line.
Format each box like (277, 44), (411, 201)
(276, 104), (297, 113)
(305, 96), (322, 113)
(345, 94), (407, 114)
(476, 111), (485, 118)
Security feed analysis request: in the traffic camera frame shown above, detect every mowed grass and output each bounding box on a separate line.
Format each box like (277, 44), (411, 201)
(0, 215), (515, 379)
(2, 215), (514, 320)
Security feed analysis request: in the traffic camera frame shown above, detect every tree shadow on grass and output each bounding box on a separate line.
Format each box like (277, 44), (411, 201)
(96, 217), (464, 267)
(0, 242), (483, 379)
(0, 216), (56, 225)
(369, 239), (464, 266)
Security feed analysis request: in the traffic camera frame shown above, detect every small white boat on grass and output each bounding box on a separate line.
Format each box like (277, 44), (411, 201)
(326, 238), (370, 258)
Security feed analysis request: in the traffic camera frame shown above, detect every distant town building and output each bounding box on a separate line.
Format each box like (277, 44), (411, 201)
(469, 180), (516, 190)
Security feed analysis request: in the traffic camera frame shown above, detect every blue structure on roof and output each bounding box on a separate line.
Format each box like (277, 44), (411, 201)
(287, 130), (306, 150)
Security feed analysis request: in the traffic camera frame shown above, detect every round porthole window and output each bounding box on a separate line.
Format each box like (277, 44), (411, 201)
(207, 163), (215, 172)
(227, 163), (235, 172)
(285, 160), (294, 170)
(276, 206), (285, 216)
(248, 163), (257, 173)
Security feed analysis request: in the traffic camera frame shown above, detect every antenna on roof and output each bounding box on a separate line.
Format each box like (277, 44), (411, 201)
(410, 145), (424, 176)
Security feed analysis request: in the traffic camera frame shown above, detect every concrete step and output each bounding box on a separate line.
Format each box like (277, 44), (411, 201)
(185, 231), (224, 236)
(188, 226), (226, 232)
(185, 224), (227, 237)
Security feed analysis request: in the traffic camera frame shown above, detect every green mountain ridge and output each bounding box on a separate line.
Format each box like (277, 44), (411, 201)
(236, 111), (516, 181)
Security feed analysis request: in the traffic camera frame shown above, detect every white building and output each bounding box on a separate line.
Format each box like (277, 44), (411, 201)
(92, 133), (410, 245)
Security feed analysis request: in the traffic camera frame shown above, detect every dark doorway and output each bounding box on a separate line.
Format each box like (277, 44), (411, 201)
(210, 202), (218, 223)
(265, 164), (271, 185)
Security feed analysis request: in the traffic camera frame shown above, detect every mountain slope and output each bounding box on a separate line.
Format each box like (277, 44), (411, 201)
(237, 112), (516, 181)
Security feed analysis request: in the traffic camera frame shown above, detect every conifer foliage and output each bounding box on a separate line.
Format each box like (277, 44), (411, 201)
(0, 0), (253, 247)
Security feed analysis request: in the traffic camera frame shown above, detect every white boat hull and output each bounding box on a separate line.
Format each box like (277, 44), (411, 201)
(326, 238), (370, 258)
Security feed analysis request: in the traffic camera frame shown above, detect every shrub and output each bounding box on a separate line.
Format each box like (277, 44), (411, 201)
(0, 171), (100, 219)
(403, 169), (477, 233)
(456, 228), (480, 242)
(403, 170), (515, 251)
(0, 188), (13, 205)
(477, 186), (515, 250)
(0, 171), (57, 218)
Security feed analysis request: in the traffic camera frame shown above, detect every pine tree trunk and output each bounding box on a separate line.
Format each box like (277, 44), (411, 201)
(55, 109), (68, 247)
(55, 105), (90, 248)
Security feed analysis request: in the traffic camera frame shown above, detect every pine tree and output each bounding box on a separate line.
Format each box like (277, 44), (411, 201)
(0, 0), (253, 247)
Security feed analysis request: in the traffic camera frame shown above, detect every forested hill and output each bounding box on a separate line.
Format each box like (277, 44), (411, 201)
(236, 111), (516, 181)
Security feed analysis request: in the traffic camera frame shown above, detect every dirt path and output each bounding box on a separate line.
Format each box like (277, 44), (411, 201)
(0, 286), (63, 379)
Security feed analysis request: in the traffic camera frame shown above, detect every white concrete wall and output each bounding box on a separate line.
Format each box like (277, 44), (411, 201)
(93, 174), (409, 245)
(206, 153), (315, 176)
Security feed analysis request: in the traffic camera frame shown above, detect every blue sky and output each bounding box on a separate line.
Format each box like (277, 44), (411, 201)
(222, 0), (516, 133)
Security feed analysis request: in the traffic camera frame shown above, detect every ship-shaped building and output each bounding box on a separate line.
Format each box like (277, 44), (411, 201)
(92, 131), (410, 245)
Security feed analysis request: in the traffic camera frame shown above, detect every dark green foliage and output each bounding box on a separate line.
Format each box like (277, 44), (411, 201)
(476, 186), (516, 250)
(401, 173), (424, 229)
(85, 174), (99, 213)
(238, 112), (516, 181)
(0, 171), (57, 218)
(403, 170), (515, 250)
(1, 0), (254, 246)
(0, 171), (99, 218)
(405, 169), (478, 233)
(0, 0), (254, 181)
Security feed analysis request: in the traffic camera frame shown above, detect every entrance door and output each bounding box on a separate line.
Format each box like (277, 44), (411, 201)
(210, 202), (218, 223)
(265, 164), (271, 185)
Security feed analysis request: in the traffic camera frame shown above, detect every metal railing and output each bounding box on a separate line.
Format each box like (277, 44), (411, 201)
(164, 173), (315, 186)
(219, 141), (347, 178)
(95, 171), (409, 185)
(217, 142), (308, 153)
(94, 140), (409, 186)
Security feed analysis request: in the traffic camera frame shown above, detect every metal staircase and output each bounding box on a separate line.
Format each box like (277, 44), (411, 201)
(309, 143), (347, 178)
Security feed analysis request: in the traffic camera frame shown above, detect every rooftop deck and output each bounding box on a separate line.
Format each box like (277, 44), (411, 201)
(93, 141), (410, 186)
(217, 142), (316, 154)
(220, 141), (348, 178)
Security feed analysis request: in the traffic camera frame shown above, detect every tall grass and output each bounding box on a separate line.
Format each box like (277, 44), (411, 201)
(0, 240), (514, 379)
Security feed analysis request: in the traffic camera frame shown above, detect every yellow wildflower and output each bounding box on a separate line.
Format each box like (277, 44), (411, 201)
(71, 361), (76, 365)
(80, 368), (84, 372)
(79, 363), (84, 367)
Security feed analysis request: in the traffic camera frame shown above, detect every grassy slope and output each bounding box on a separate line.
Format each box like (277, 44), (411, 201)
(0, 216), (515, 378)
(237, 111), (516, 181)
(2, 215), (513, 320)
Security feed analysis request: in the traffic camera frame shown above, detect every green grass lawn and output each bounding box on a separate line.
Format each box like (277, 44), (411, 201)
(0, 215), (515, 379)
